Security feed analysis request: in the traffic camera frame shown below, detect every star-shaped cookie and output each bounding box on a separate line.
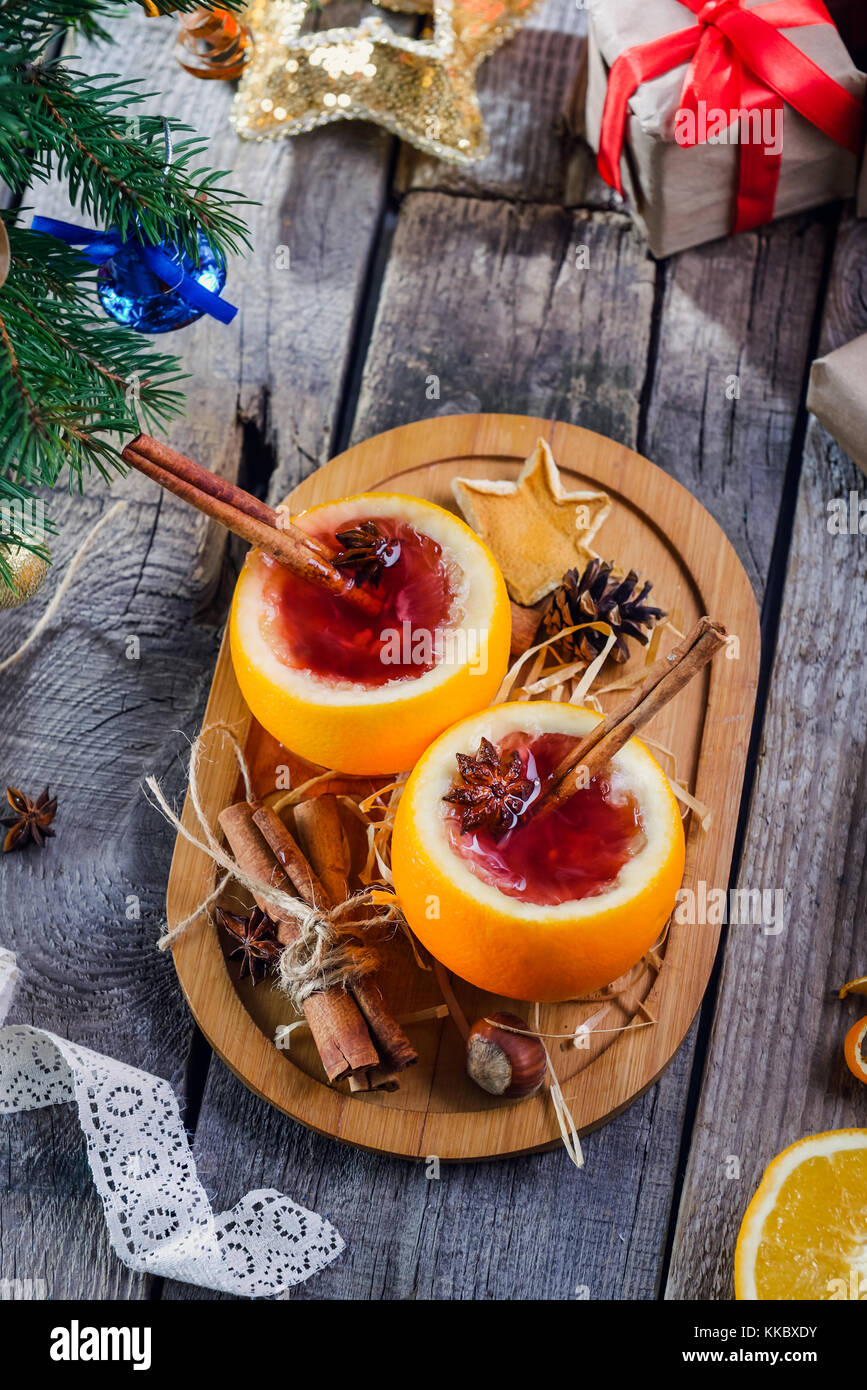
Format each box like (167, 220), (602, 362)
(452, 439), (611, 605)
(232, 0), (541, 165)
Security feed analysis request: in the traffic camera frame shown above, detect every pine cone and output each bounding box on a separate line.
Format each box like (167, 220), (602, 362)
(542, 559), (665, 665)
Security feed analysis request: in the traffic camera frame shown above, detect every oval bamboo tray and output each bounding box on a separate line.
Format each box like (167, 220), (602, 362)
(166, 414), (760, 1160)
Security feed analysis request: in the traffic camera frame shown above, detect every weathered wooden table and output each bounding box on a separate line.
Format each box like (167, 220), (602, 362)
(2, 4), (865, 1301)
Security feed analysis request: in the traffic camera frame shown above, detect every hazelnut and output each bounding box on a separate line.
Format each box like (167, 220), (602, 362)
(466, 1012), (547, 1099)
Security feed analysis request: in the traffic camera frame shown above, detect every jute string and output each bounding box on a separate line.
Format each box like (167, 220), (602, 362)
(143, 724), (403, 1008)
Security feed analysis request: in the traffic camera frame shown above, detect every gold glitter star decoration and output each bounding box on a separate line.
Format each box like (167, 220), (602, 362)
(232, 0), (541, 164)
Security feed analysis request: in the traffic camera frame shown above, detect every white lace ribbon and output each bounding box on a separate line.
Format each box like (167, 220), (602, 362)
(0, 950), (343, 1297)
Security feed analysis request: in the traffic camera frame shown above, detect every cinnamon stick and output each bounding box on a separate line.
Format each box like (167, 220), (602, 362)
(352, 976), (419, 1073)
(259, 795), (418, 1074)
(128, 433), (282, 531)
(356, 1066), (400, 1092)
(128, 433), (336, 561)
(251, 802), (330, 908)
(532, 616), (728, 821)
(122, 434), (379, 614)
(347, 1066), (401, 1092)
(218, 801), (379, 1082)
(293, 795), (351, 905)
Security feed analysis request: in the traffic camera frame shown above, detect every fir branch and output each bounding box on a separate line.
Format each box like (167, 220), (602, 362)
(0, 2), (116, 47)
(0, 217), (186, 496)
(0, 303), (44, 454)
(0, 1), (251, 579)
(0, 57), (252, 261)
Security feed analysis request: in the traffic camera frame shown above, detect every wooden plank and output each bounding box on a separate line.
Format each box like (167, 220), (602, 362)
(163, 1041), (697, 1300)
(0, 4), (395, 1298)
(665, 213), (867, 1301)
(639, 215), (833, 600)
(352, 198), (657, 446)
(399, 0), (614, 208)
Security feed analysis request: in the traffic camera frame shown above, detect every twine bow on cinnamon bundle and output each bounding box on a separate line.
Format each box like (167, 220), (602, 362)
(146, 726), (417, 1093)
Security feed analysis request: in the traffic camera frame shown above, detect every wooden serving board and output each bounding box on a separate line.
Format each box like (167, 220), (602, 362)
(166, 414), (760, 1161)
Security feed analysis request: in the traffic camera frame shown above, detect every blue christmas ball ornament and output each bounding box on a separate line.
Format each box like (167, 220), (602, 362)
(98, 232), (227, 333)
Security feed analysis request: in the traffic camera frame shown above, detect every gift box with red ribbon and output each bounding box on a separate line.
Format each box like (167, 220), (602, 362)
(584, 0), (866, 257)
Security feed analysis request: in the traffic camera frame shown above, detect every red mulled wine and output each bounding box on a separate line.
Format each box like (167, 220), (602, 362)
(445, 731), (646, 906)
(259, 515), (457, 686)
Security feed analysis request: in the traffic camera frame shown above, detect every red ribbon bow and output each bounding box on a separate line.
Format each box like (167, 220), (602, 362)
(597, 0), (864, 234)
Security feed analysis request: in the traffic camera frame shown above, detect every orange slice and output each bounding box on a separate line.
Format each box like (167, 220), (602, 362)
(840, 974), (867, 1000)
(230, 493), (511, 776)
(844, 1017), (867, 1084)
(391, 700), (685, 1002)
(735, 1130), (867, 1300)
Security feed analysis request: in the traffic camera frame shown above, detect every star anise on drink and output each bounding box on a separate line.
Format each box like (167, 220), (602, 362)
(443, 737), (536, 838)
(333, 520), (400, 586)
(215, 905), (282, 985)
(2, 786), (57, 853)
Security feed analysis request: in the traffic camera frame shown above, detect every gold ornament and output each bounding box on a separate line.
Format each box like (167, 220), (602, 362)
(232, 0), (541, 165)
(176, 6), (253, 80)
(0, 545), (51, 611)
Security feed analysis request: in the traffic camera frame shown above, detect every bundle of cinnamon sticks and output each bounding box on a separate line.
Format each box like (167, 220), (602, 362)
(219, 792), (417, 1090)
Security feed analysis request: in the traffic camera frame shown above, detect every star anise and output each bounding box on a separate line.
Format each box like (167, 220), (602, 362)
(215, 905), (282, 985)
(443, 737), (536, 838)
(2, 786), (57, 853)
(333, 520), (400, 586)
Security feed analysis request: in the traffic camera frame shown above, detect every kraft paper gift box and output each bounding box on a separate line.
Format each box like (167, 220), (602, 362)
(584, 0), (866, 258)
(807, 333), (867, 476)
